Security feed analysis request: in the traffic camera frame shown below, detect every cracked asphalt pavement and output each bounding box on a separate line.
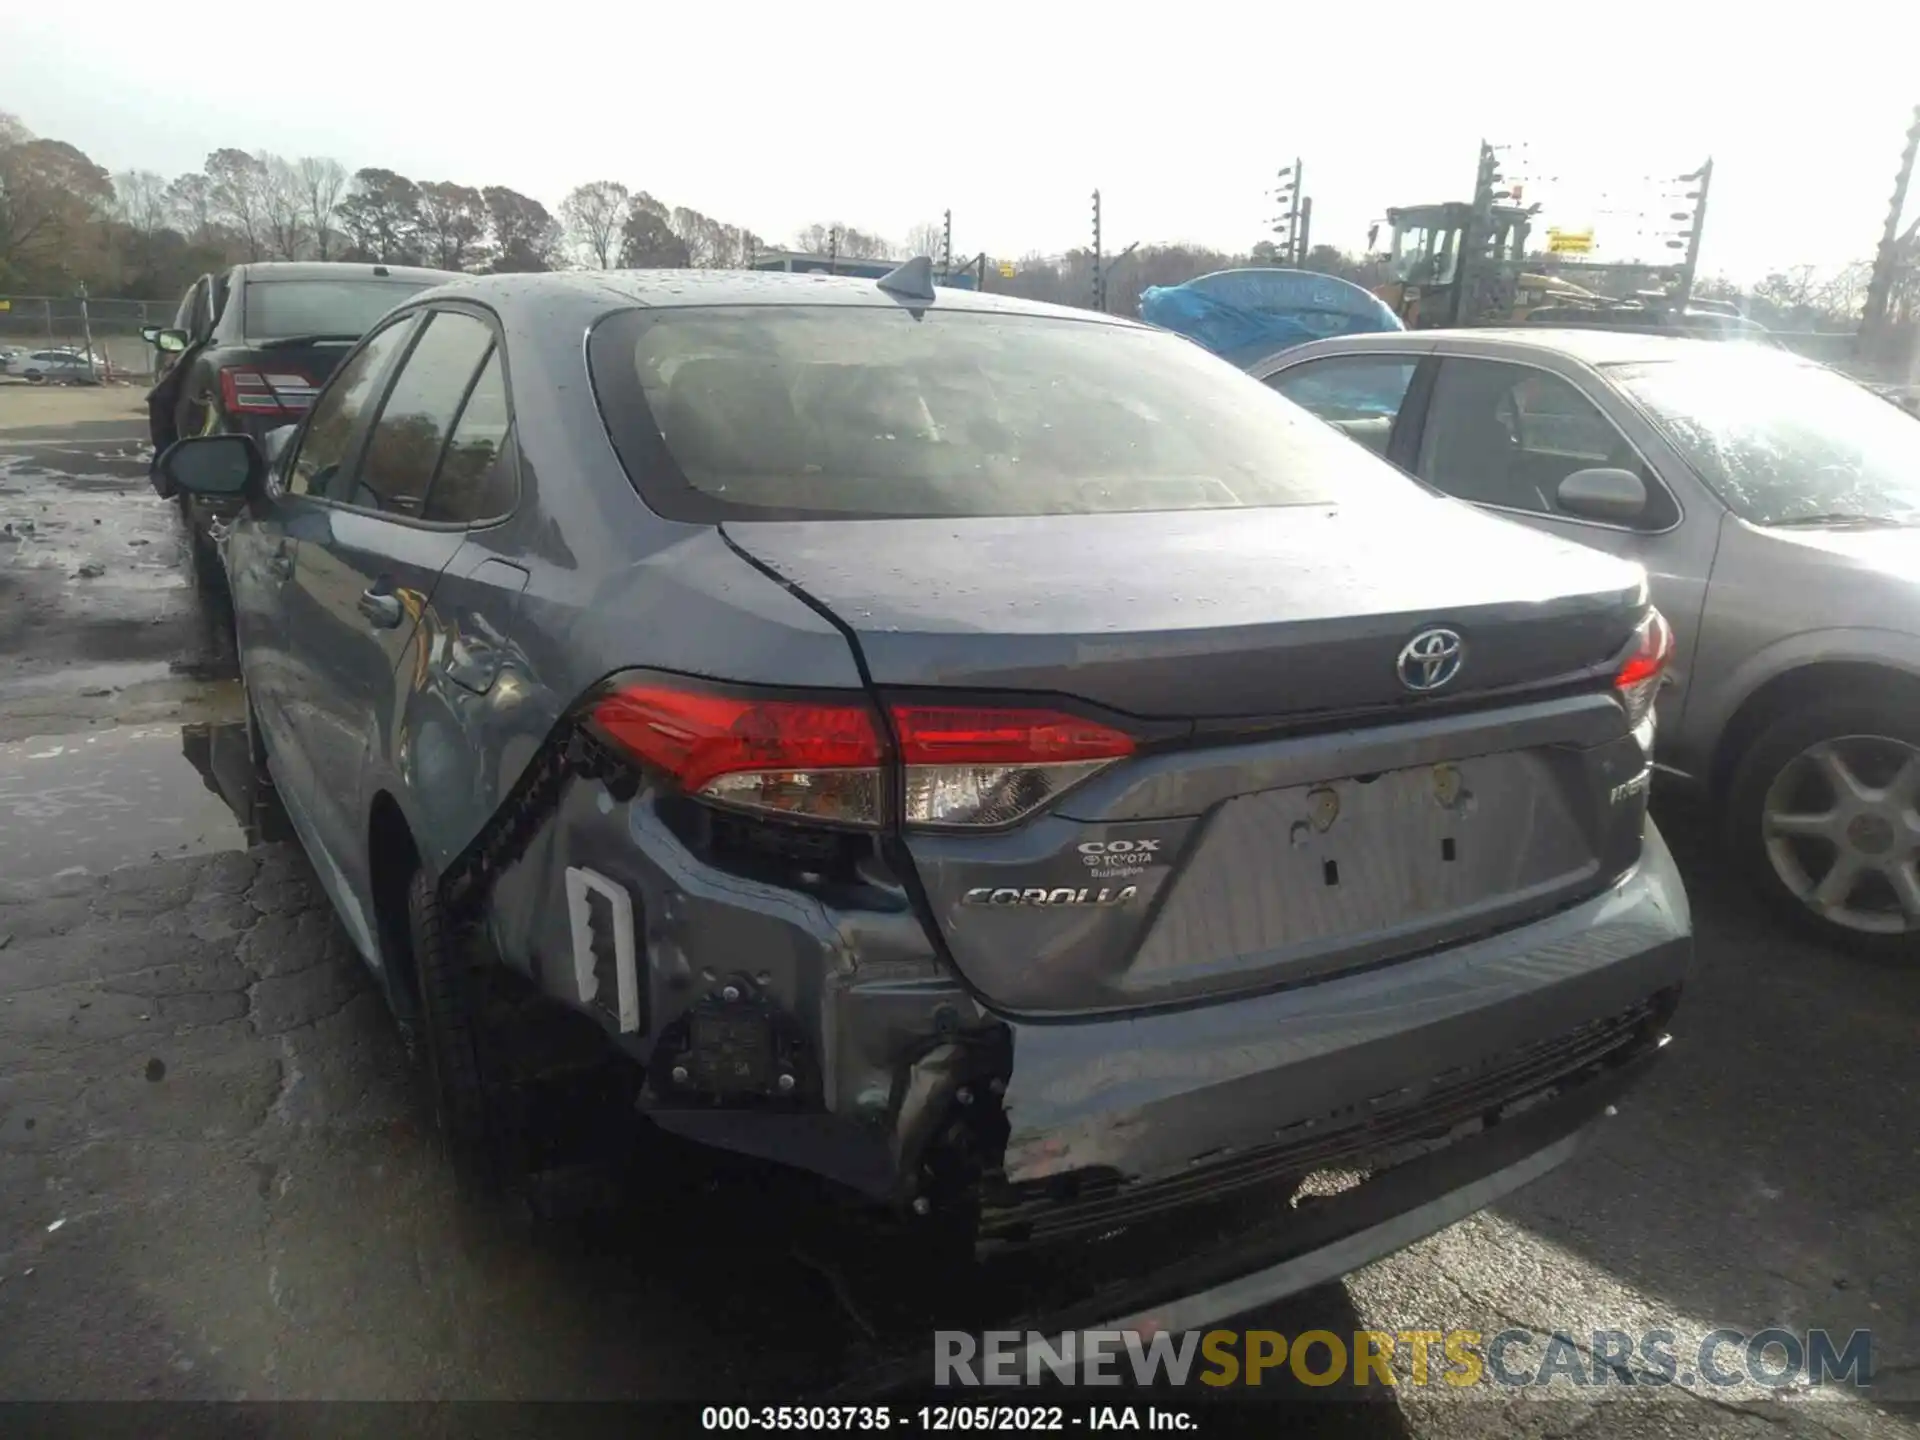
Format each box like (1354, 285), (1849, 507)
(1, 402), (1916, 1435)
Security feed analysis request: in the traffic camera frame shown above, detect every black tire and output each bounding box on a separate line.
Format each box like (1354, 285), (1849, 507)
(405, 867), (514, 1192)
(1725, 697), (1920, 961)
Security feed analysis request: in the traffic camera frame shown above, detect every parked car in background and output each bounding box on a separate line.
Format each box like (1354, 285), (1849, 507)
(4, 347), (104, 383)
(1257, 328), (1920, 955)
(1521, 304), (1776, 343)
(144, 260), (460, 589)
(154, 267), (1688, 1322)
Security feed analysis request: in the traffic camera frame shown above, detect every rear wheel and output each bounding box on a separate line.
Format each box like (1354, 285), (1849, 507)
(1726, 698), (1920, 959)
(405, 867), (515, 1193)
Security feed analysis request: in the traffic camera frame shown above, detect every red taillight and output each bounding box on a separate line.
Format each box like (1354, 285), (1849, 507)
(587, 680), (1136, 830)
(892, 705), (1134, 828)
(590, 683), (885, 827)
(218, 366), (317, 416)
(1614, 608), (1674, 728)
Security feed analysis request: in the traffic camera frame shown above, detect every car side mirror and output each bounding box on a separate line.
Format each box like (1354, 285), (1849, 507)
(157, 434), (264, 500)
(140, 326), (162, 345)
(1556, 467), (1648, 522)
(154, 328), (191, 354)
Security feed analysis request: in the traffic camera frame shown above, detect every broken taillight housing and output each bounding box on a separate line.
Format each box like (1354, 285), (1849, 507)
(1613, 608), (1674, 730)
(588, 679), (1136, 831)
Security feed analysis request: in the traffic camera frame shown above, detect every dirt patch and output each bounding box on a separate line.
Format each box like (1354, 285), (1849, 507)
(0, 381), (149, 434)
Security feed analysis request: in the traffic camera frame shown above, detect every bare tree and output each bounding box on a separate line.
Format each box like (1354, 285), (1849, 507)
(793, 221), (896, 260)
(112, 170), (171, 242)
(262, 154), (307, 260)
(204, 148), (270, 261)
(296, 156), (348, 260)
(903, 219), (945, 262)
(165, 172), (217, 245)
(560, 180), (631, 269)
(670, 205), (726, 268)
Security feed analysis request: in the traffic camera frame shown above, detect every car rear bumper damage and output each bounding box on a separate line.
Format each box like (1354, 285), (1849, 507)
(466, 735), (1690, 1241)
(822, 1031), (1660, 1398)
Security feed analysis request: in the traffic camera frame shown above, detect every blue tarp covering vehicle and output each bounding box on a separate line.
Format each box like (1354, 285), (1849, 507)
(1138, 268), (1403, 368)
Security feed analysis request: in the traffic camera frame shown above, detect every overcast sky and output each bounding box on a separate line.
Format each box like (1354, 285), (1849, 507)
(4, 3), (1917, 284)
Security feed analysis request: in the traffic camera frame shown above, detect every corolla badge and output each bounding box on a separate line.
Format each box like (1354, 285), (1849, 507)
(962, 885), (1138, 908)
(1397, 627), (1465, 692)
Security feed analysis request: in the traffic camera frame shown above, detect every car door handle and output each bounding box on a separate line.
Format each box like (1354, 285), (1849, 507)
(358, 589), (404, 629)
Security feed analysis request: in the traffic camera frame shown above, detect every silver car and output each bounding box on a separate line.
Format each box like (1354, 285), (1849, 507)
(1256, 328), (1920, 956)
(6, 347), (103, 384)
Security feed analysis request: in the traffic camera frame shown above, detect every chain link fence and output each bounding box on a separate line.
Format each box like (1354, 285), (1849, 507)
(0, 296), (177, 383)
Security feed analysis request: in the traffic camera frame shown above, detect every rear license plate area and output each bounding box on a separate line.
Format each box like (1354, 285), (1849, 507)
(1132, 752), (1598, 976)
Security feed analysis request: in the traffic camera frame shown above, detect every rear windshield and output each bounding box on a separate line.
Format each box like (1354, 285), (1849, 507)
(242, 279), (434, 341)
(589, 304), (1419, 521)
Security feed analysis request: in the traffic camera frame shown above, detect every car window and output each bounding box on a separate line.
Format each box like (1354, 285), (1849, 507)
(242, 279), (433, 343)
(1418, 358), (1675, 528)
(1264, 356), (1417, 458)
(423, 348), (515, 524)
(346, 312), (494, 517)
(1610, 355), (1920, 525)
(284, 317), (416, 500)
(592, 305), (1421, 522)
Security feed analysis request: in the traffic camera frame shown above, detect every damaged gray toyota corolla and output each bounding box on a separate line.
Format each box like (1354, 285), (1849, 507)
(156, 263), (1689, 1323)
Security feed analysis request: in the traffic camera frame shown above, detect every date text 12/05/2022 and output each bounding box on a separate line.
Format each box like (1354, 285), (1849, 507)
(701, 1406), (1196, 1431)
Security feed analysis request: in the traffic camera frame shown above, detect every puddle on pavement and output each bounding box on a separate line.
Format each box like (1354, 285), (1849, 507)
(0, 715), (289, 883)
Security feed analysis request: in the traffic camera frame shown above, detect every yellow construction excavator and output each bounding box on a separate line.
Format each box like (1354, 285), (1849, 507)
(1368, 201), (1603, 328)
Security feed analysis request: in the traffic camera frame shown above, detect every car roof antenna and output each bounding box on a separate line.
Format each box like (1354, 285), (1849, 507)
(876, 255), (937, 303)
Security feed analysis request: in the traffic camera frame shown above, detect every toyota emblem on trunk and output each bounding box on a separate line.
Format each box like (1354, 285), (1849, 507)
(1398, 627), (1464, 692)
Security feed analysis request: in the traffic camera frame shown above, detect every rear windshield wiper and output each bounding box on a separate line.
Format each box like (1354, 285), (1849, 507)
(255, 333), (360, 348)
(1765, 513), (1913, 529)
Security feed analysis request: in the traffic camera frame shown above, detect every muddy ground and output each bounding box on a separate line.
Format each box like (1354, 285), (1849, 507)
(0, 395), (1915, 1434)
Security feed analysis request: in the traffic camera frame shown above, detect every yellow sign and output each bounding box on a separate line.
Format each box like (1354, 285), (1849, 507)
(998, 262), (1016, 278)
(1547, 228), (1594, 254)
(0, 299), (11, 310)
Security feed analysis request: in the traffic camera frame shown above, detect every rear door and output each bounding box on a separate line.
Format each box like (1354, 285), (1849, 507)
(264, 313), (422, 845)
(1400, 353), (1717, 724)
(278, 307), (502, 873)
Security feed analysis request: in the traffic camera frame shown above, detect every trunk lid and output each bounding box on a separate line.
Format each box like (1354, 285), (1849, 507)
(723, 501), (1656, 1017)
(722, 500), (1647, 719)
